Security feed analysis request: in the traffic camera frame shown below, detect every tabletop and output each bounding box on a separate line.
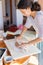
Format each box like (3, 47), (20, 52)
(0, 29), (39, 65)
(0, 40), (30, 65)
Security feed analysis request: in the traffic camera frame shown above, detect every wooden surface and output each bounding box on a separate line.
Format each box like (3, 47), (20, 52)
(0, 40), (10, 55)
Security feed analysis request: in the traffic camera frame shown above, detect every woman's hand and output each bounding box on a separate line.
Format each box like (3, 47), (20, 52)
(15, 35), (22, 48)
(15, 42), (26, 48)
(15, 42), (20, 47)
(18, 43), (27, 48)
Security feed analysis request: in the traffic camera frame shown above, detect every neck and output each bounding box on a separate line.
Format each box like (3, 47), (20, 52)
(30, 12), (36, 18)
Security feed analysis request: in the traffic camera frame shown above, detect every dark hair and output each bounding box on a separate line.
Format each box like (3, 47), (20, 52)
(31, 2), (41, 11)
(18, 0), (41, 11)
(18, 0), (33, 9)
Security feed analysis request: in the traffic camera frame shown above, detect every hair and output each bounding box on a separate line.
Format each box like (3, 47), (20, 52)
(17, 0), (41, 11)
(18, 0), (33, 9)
(31, 2), (41, 11)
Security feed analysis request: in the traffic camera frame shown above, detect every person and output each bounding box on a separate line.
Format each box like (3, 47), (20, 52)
(16, 0), (43, 47)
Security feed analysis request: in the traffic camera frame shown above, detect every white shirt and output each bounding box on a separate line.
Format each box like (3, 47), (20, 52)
(25, 11), (43, 40)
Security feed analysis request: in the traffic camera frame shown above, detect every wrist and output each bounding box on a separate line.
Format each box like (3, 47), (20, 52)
(20, 34), (22, 37)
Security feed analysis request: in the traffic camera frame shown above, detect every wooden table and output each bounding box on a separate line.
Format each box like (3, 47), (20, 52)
(0, 40), (10, 55)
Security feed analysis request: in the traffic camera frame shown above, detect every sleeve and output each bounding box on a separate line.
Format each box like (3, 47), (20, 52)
(32, 13), (43, 34)
(37, 13), (43, 38)
(24, 17), (32, 28)
(32, 21), (38, 33)
(37, 14), (43, 25)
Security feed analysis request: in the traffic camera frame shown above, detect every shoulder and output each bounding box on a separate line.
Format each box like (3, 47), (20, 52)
(36, 11), (43, 22)
(37, 11), (43, 17)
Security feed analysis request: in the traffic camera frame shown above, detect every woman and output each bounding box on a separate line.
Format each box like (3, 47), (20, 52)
(17, 0), (43, 47)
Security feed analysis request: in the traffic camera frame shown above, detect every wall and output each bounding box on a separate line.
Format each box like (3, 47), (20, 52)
(16, 0), (20, 7)
(2, 0), (16, 25)
(12, 0), (16, 25)
(2, 0), (6, 16)
(0, 1), (3, 30)
(38, 0), (43, 10)
(5, 0), (10, 16)
(2, 0), (10, 16)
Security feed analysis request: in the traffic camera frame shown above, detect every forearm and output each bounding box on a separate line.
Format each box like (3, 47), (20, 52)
(18, 38), (42, 47)
(20, 26), (27, 37)
(28, 38), (42, 45)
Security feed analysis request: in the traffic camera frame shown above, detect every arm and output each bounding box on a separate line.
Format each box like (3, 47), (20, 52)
(17, 26), (27, 39)
(28, 37), (42, 45)
(20, 26), (27, 37)
(20, 37), (42, 47)
(18, 17), (32, 38)
(15, 26), (28, 47)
